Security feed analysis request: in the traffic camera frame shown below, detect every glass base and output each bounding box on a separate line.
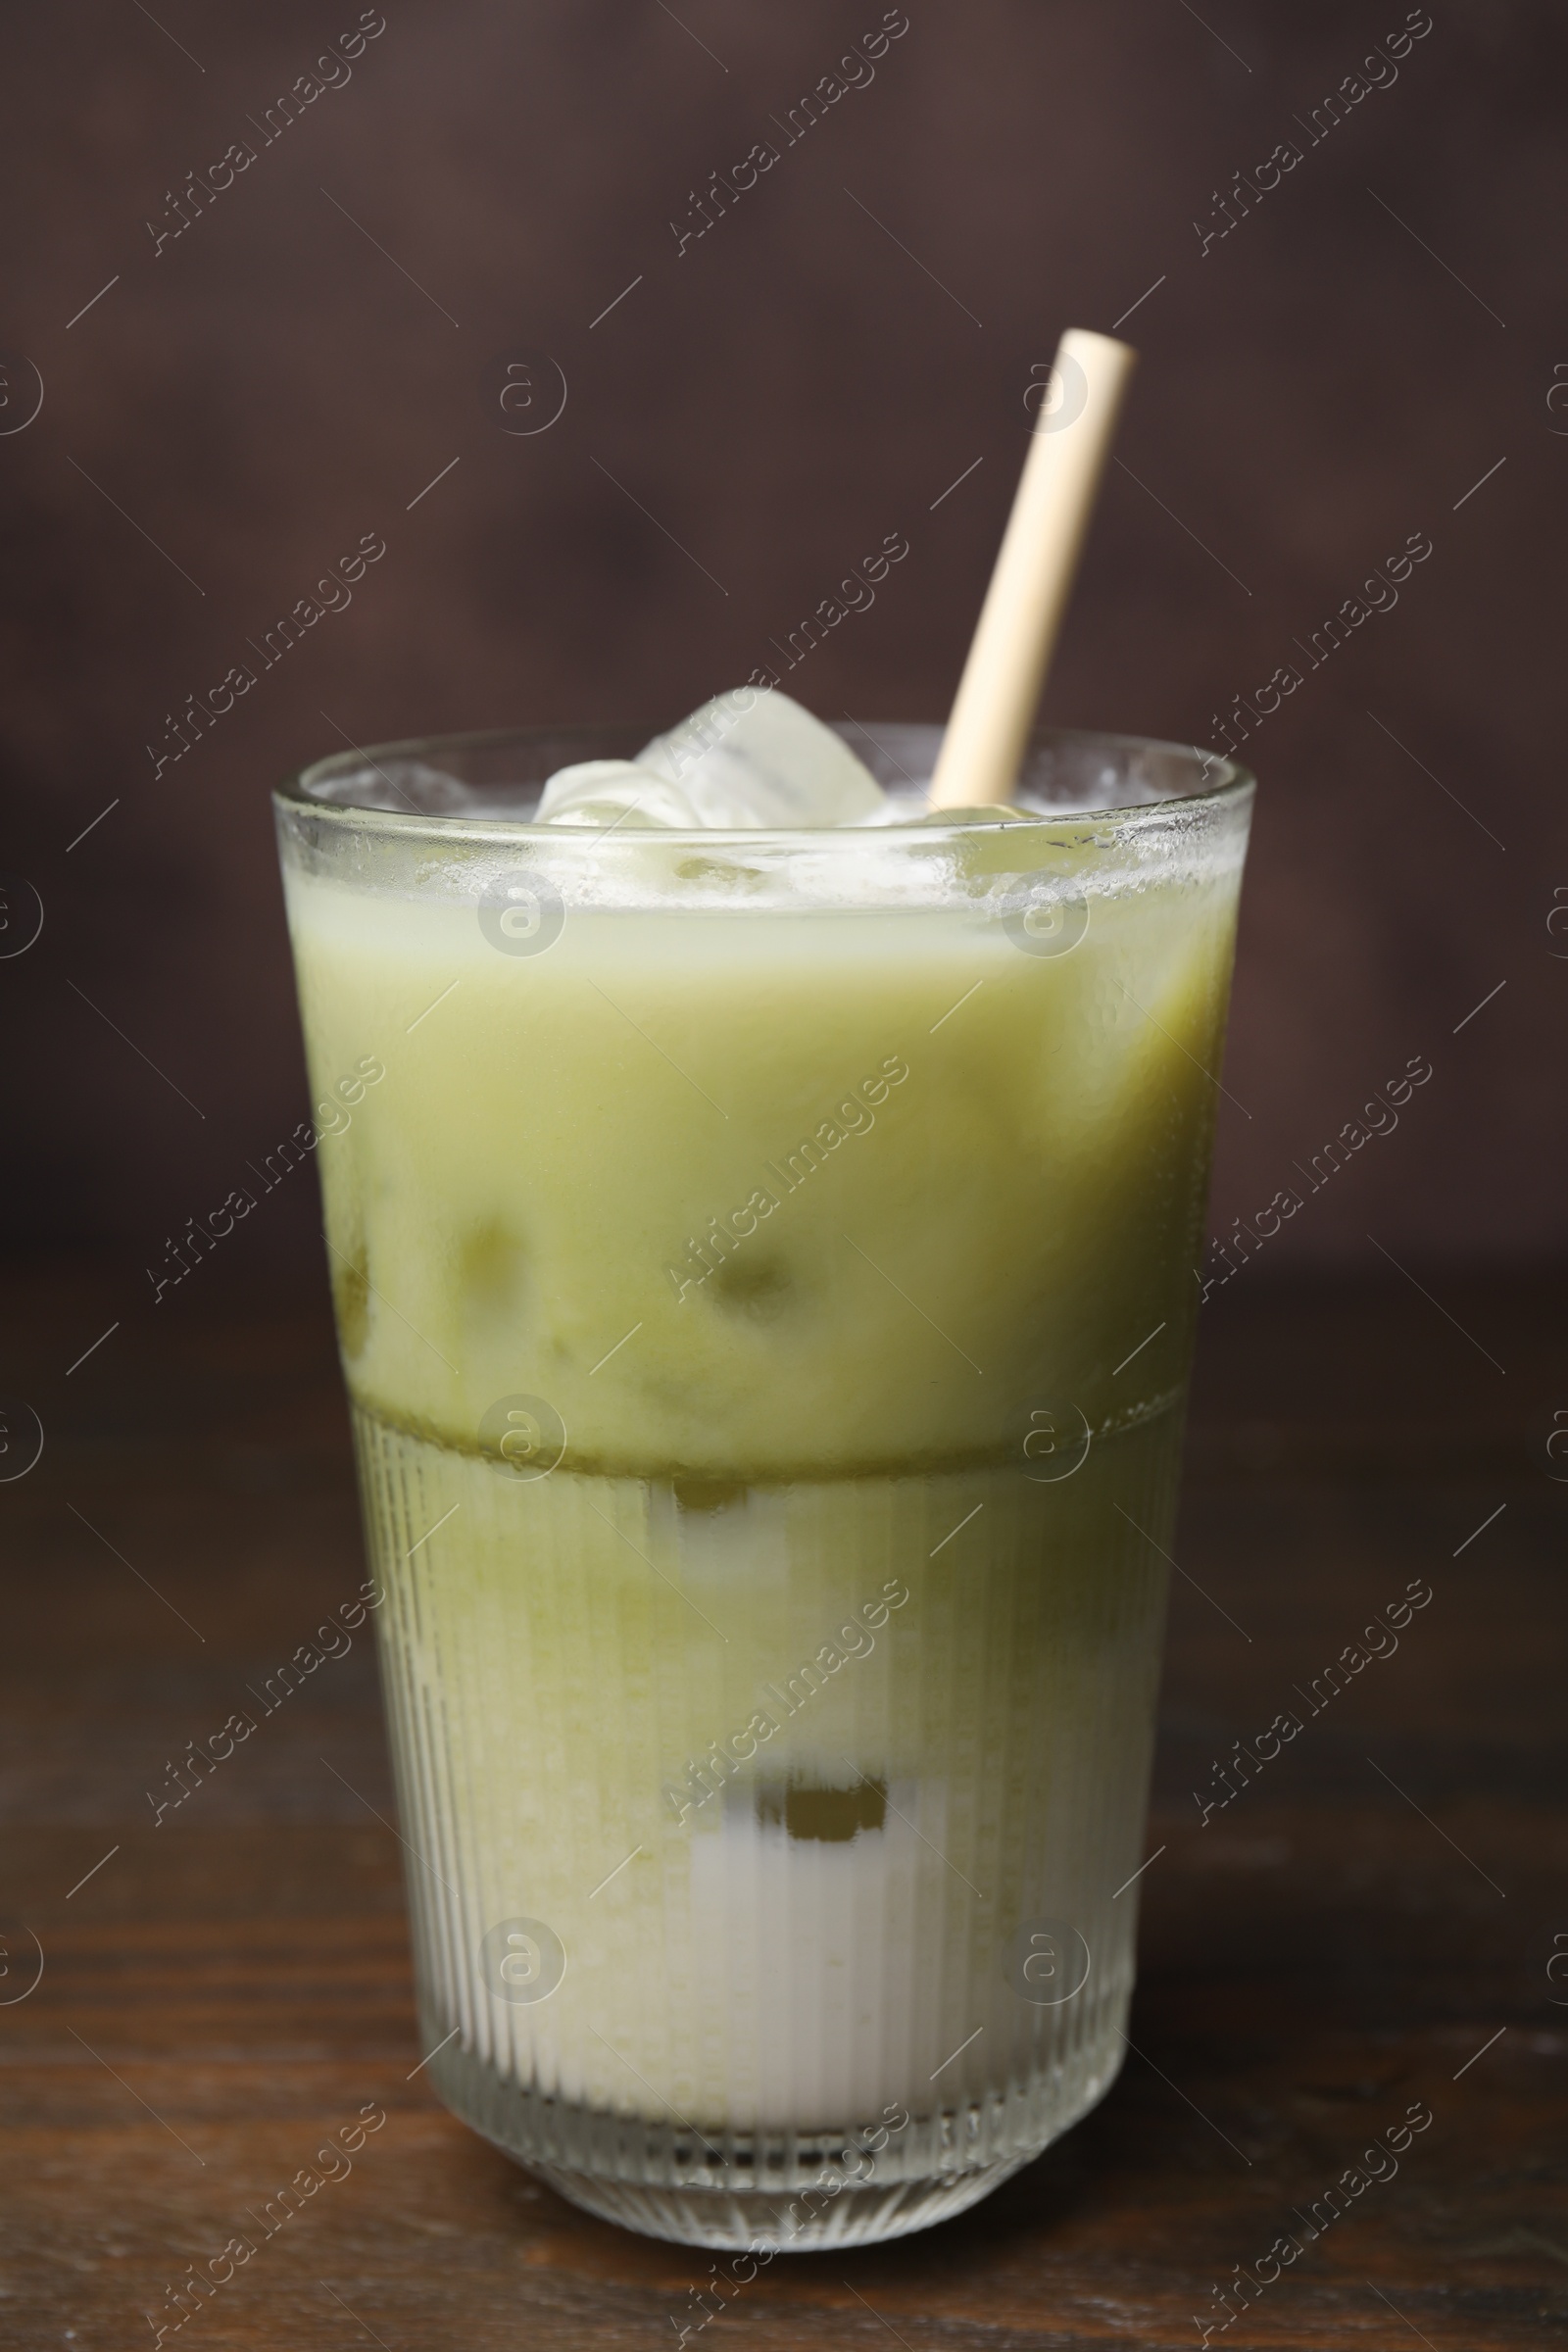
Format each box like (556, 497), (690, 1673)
(430, 2033), (1122, 2250)
(522, 2154), (1033, 2250)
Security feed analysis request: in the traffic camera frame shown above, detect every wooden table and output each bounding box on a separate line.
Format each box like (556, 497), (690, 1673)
(4, 1260), (1563, 2349)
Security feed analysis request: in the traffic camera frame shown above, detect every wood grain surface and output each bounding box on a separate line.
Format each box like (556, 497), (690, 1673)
(2, 1260), (1564, 2350)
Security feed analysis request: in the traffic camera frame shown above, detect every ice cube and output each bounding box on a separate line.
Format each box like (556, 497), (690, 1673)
(535, 760), (704, 829)
(637, 689), (887, 828)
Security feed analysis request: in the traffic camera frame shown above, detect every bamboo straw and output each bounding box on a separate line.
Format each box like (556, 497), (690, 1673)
(926, 327), (1139, 810)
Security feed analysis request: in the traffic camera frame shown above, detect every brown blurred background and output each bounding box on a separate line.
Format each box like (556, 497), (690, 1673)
(1, 0), (1560, 1326)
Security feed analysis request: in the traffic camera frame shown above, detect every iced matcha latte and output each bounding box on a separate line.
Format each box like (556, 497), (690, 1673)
(276, 702), (1252, 2249)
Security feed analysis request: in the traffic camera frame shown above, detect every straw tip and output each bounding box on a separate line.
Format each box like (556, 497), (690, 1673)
(1059, 325), (1141, 371)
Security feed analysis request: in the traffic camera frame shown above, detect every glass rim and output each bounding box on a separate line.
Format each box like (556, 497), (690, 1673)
(274, 721), (1255, 847)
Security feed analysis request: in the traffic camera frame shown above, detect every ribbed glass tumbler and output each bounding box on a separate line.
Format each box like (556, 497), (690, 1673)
(275, 722), (1253, 2250)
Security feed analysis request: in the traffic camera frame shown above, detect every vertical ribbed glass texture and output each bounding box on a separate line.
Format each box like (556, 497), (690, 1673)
(358, 1413), (1180, 2246)
(275, 723), (1253, 2248)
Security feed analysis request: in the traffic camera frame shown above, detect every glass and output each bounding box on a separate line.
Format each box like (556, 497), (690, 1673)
(274, 722), (1253, 2252)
